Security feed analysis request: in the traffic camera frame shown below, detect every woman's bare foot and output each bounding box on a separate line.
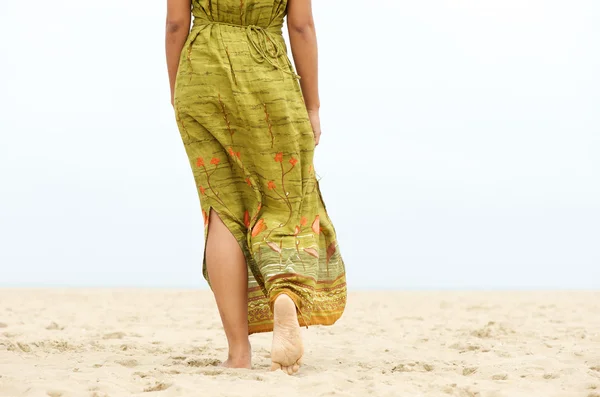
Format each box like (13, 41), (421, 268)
(270, 294), (304, 375)
(220, 341), (252, 369)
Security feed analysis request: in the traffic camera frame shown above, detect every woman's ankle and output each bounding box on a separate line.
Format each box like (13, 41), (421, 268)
(228, 339), (251, 359)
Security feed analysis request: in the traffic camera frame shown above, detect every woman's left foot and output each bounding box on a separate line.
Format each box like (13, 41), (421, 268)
(220, 341), (252, 369)
(220, 357), (252, 369)
(270, 294), (304, 375)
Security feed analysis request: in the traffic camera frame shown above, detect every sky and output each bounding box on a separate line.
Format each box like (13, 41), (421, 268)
(0, 0), (598, 289)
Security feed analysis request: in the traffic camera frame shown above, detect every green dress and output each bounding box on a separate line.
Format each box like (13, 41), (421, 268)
(173, 0), (347, 334)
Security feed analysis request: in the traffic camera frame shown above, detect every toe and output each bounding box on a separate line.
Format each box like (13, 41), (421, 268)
(292, 363), (300, 373)
(286, 366), (294, 375)
(271, 362), (281, 371)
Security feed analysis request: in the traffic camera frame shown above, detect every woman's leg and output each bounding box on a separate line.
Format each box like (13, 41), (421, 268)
(205, 209), (251, 368)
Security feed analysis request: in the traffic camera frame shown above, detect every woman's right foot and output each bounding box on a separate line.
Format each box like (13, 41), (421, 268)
(270, 294), (304, 375)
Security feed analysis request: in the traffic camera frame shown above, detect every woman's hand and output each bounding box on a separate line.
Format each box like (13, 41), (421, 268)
(307, 109), (321, 146)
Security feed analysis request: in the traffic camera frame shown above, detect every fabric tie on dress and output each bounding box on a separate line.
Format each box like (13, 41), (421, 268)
(186, 19), (301, 80)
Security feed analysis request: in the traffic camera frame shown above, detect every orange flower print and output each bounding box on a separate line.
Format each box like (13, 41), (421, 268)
(289, 157), (298, 166)
(267, 180), (276, 190)
(246, 177), (252, 186)
(300, 216), (307, 226)
(308, 164), (313, 173)
(210, 157), (220, 165)
(294, 225), (300, 236)
(244, 210), (250, 228)
(202, 209), (209, 226)
(235, 151), (241, 159)
(251, 218), (267, 237)
(274, 152), (283, 162)
(228, 147), (235, 156)
(311, 215), (320, 234)
(196, 157), (205, 167)
(199, 185), (206, 195)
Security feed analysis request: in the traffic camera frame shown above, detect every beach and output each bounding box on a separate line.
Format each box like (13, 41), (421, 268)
(0, 289), (599, 397)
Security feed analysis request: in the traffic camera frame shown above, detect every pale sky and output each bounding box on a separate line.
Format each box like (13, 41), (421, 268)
(0, 0), (598, 288)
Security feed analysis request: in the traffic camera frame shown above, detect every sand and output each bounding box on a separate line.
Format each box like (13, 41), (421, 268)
(0, 289), (599, 397)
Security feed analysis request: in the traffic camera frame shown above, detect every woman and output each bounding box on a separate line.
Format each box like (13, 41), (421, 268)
(165, 0), (347, 375)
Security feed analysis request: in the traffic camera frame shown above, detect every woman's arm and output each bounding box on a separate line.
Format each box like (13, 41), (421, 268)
(165, 0), (192, 107)
(287, 0), (321, 145)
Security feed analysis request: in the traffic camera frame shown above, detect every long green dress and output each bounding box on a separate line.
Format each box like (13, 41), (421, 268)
(173, 0), (347, 334)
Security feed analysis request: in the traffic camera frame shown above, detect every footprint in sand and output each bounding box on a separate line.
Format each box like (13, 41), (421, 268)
(449, 342), (481, 353)
(0, 340), (17, 351)
(116, 359), (138, 368)
(186, 358), (220, 367)
(444, 385), (480, 397)
(543, 373), (560, 379)
(103, 332), (126, 340)
(88, 388), (109, 397)
(0, 322), (7, 328)
(17, 342), (31, 352)
(391, 362), (434, 373)
(46, 322), (65, 331)
(471, 321), (515, 338)
(143, 382), (171, 392)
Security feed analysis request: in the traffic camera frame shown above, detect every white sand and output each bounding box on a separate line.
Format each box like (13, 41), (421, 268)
(0, 290), (599, 397)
